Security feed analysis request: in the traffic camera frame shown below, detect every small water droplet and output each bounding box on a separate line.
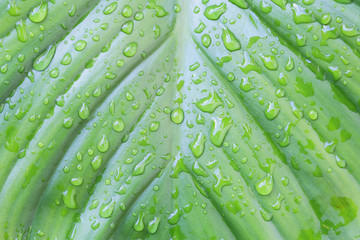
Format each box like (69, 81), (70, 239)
(75, 40), (87, 51)
(190, 132), (206, 158)
(99, 199), (115, 218)
(79, 103), (90, 119)
(265, 101), (280, 120)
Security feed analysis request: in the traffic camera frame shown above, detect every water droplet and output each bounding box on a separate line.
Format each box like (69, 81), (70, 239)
(229, 0), (248, 9)
(260, 0), (272, 13)
(260, 54), (278, 70)
(170, 108), (184, 124)
(341, 24), (360, 37)
(150, 121), (160, 132)
(204, 3), (227, 20)
(99, 199), (115, 218)
(70, 177), (83, 186)
(68, 4), (76, 17)
(265, 101), (280, 120)
(240, 77), (254, 92)
(221, 27), (241, 51)
(201, 34), (212, 48)
(195, 92), (223, 113)
(121, 20), (134, 34)
(255, 175), (273, 195)
(285, 56), (294, 71)
(15, 20), (28, 42)
(62, 187), (77, 209)
(271, 0), (287, 10)
(91, 155), (102, 171)
(133, 153), (154, 176)
(320, 13), (331, 25)
(292, 4), (314, 24)
(97, 135), (110, 153)
(113, 119), (125, 132)
(213, 168), (232, 196)
(7, 1), (21, 16)
(63, 117), (74, 129)
(295, 77), (314, 97)
(33, 44), (56, 71)
(308, 109), (318, 120)
(168, 209), (183, 225)
(75, 40), (87, 51)
(79, 103), (89, 119)
(122, 5), (133, 18)
(272, 194), (284, 210)
(148, 217), (160, 234)
(192, 162), (208, 177)
(335, 155), (346, 168)
(103, 2), (118, 15)
(61, 53), (72, 65)
(210, 116), (233, 147)
(259, 206), (273, 221)
(123, 42), (138, 57)
(29, 2), (48, 23)
(134, 212), (145, 231)
(190, 132), (206, 158)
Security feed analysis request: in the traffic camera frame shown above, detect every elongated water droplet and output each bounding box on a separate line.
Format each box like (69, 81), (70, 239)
(190, 132), (206, 158)
(15, 20), (28, 42)
(7, 1), (21, 16)
(168, 209), (183, 225)
(29, 2), (48, 23)
(259, 206), (273, 221)
(148, 217), (160, 234)
(62, 187), (77, 209)
(134, 212), (145, 231)
(271, 0), (287, 10)
(103, 2), (118, 15)
(285, 56), (294, 71)
(79, 103), (89, 119)
(229, 0), (248, 9)
(91, 155), (102, 171)
(99, 200), (115, 218)
(221, 27), (241, 51)
(335, 155), (346, 168)
(33, 44), (56, 71)
(204, 3), (227, 20)
(210, 116), (233, 147)
(97, 135), (110, 153)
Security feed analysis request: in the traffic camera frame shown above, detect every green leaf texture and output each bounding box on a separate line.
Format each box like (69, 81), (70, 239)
(1, 0), (360, 239)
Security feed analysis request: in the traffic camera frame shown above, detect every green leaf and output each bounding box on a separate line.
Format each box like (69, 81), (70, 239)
(1, 0), (360, 239)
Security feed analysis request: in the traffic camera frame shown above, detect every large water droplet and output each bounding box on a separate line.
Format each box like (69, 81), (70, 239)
(123, 42), (138, 57)
(148, 216), (160, 234)
(221, 27), (241, 51)
(103, 2), (118, 15)
(255, 175), (273, 195)
(204, 3), (227, 20)
(79, 103), (89, 119)
(97, 135), (110, 153)
(195, 92), (223, 113)
(265, 101), (280, 120)
(62, 187), (77, 209)
(33, 44), (57, 71)
(210, 116), (233, 147)
(29, 2), (48, 23)
(170, 108), (184, 124)
(99, 199), (115, 218)
(189, 132), (206, 158)
(15, 20), (28, 42)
